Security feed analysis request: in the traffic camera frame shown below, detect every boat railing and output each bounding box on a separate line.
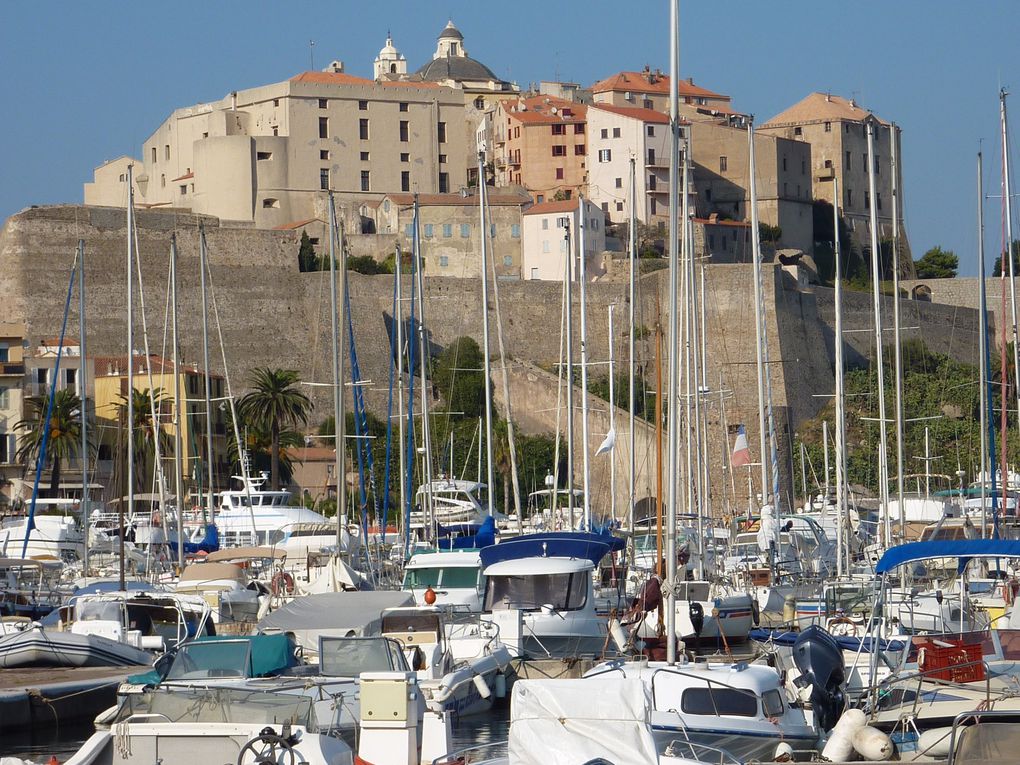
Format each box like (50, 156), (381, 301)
(875, 657), (994, 720)
(945, 708), (1020, 765)
(431, 740), (506, 765)
(663, 739), (742, 765)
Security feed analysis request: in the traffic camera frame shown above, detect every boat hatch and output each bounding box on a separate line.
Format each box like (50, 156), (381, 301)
(381, 611), (442, 646)
(317, 636), (408, 677)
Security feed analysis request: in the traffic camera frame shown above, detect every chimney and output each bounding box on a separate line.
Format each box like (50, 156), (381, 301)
(687, 77), (693, 85)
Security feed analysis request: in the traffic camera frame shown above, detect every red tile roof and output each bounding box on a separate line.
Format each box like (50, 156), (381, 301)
(383, 192), (530, 207)
(40, 337), (80, 347)
(92, 354), (222, 379)
(523, 199), (582, 215)
(761, 92), (891, 128)
(501, 95), (587, 125)
(693, 217), (750, 227)
(272, 217), (323, 230)
(592, 71), (727, 100)
(171, 171), (194, 182)
(589, 104), (671, 124)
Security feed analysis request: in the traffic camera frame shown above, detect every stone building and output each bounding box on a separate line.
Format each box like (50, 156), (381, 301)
(0, 324), (26, 506)
(522, 198), (606, 281)
(366, 191), (530, 278)
(759, 93), (908, 260)
(494, 95), (587, 201)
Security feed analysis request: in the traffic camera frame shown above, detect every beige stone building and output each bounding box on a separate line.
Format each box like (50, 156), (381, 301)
(759, 93), (908, 259)
(0, 324), (26, 506)
(522, 198), (606, 281)
(85, 68), (470, 228)
(366, 191), (530, 278)
(494, 95), (587, 201)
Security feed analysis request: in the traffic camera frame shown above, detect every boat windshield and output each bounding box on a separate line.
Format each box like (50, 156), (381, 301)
(77, 600), (121, 622)
(403, 567), (479, 590)
(116, 688), (317, 730)
(318, 637), (407, 677)
(165, 640), (251, 680)
(484, 572), (588, 612)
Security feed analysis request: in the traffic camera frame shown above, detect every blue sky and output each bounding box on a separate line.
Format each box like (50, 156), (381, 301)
(2, 1), (1018, 275)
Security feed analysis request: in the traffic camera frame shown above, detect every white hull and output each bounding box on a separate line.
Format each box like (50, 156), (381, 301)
(0, 626), (153, 668)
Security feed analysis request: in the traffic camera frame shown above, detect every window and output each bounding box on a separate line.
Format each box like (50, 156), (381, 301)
(319, 117), (329, 139)
(439, 154), (447, 164)
(647, 148), (656, 165)
(600, 128), (608, 139)
(552, 145), (566, 157)
(647, 125), (655, 137)
(801, 160), (806, 175)
(556, 216), (569, 228)
(360, 170), (370, 191)
(273, 127), (278, 136)
(598, 149), (612, 163)
(614, 177), (623, 189)
(542, 240), (550, 253)
(709, 234), (715, 249)
(648, 174), (657, 190)
(151, 147), (157, 163)
(318, 98), (327, 109)
(782, 157), (787, 171)
(475, 97), (485, 109)
(615, 201), (623, 212)
(601, 202), (609, 213)
(320, 150), (330, 160)
(490, 223), (496, 237)
(531, 267), (539, 279)
(824, 159), (832, 169)
(359, 100), (368, 111)
(680, 688), (758, 717)
(161, 174), (166, 188)
(424, 224), (434, 238)
(273, 98), (279, 107)
(875, 156), (881, 174)
(257, 151), (273, 161)
(824, 121), (832, 132)
(846, 188), (853, 206)
(612, 127), (621, 138)
(706, 188), (712, 201)
(555, 168), (564, 179)
(574, 144), (586, 155)
(864, 190), (870, 208)
(460, 224), (470, 238)
(439, 172), (449, 193)
(443, 224), (453, 238)
(0, 386), (7, 409)
(400, 153), (410, 162)
(542, 219), (549, 230)
(399, 120), (409, 142)
(320, 168), (330, 190)
(763, 690), (785, 717)
(484, 572), (589, 612)
(359, 118), (369, 140)
(360, 151), (370, 161)
(399, 102), (408, 112)
(794, 126), (802, 136)
(262, 198), (279, 208)
(643, 99), (653, 109)
(845, 124), (851, 134)
(437, 122), (447, 143)
(574, 123), (584, 134)
(401, 171), (410, 192)
(179, 184), (187, 195)
(551, 124), (566, 135)
(845, 151), (852, 170)
(878, 193), (883, 210)
(650, 198), (657, 215)
(511, 224), (520, 238)
(165, 144), (170, 161)
(405, 223), (414, 237)
(439, 255), (449, 267)
(863, 153), (868, 170)
(0, 346), (7, 363)
(503, 255), (513, 267)
(719, 156), (728, 172)
(624, 91), (633, 101)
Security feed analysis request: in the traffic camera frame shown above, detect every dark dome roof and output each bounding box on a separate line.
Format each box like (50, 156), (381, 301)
(415, 55), (498, 83)
(438, 23), (464, 40)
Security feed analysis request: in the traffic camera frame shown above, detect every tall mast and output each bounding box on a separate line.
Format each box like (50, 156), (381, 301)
(628, 155), (637, 542)
(478, 151), (496, 516)
(328, 193), (348, 548)
(78, 239), (90, 583)
(608, 305), (617, 524)
(978, 152), (989, 538)
(413, 196), (436, 540)
(866, 120), (891, 548)
(578, 196), (592, 530)
(749, 123), (769, 512)
(890, 124), (906, 541)
(123, 164), (135, 592)
(395, 244), (406, 537)
(1002, 90), (1020, 446)
(665, 0), (680, 665)
(199, 225), (215, 525)
(833, 177), (847, 576)
(170, 235), (185, 567)
(563, 220), (576, 524)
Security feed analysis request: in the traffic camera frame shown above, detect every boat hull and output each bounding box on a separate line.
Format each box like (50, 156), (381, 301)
(0, 627), (154, 668)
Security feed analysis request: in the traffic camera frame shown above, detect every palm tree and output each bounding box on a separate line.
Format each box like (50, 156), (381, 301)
(238, 368), (312, 490)
(116, 387), (172, 495)
(492, 420), (513, 517)
(16, 388), (87, 498)
(225, 408), (303, 486)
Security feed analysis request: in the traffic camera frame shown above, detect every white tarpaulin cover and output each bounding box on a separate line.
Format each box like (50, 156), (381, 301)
(509, 676), (659, 765)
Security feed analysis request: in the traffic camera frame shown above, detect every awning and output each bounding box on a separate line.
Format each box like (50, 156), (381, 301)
(875, 540), (1020, 574)
(479, 531), (625, 569)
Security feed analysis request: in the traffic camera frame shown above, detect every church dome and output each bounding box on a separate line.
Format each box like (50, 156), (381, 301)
(414, 56), (498, 83)
(438, 21), (464, 40)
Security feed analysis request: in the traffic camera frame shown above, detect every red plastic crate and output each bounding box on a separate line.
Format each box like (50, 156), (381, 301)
(918, 639), (985, 683)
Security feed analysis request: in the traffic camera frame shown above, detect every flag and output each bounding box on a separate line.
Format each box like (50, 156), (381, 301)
(731, 425), (750, 467)
(595, 427), (616, 456)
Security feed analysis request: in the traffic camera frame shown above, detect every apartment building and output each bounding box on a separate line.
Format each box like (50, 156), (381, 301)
(0, 325), (26, 507)
(368, 191), (531, 278)
(522, 198), (606, 281)
(494, 95), (587, 200)
(759, 92), (907, 257)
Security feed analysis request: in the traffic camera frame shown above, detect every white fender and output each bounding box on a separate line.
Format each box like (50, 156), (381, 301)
(821, 708), (866, 762)
(917, 726), (954, 758)
(851, 725), (893, 761)
(608, 617), (628, 653)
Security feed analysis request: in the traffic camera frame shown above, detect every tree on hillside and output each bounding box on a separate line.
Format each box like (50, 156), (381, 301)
(238, 368), (312, 490)
(16, 388), (88, 498)
(914, 246), (959, 279)
(432, 337), (486, 419)
(298, 231), (319, 272)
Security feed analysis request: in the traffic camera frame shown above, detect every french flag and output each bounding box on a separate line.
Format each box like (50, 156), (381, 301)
(731, 425), (751, 468)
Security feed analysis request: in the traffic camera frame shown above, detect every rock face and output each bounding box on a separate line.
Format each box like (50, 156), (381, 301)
(0, 205), (984, 514)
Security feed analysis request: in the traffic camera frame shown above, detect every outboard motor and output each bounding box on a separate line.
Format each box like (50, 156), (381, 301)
(791, 625), (845, 731)
(689, 601), (705, 635)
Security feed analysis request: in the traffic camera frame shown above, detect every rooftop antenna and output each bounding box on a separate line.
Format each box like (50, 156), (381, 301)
(309, 39), (316, 71)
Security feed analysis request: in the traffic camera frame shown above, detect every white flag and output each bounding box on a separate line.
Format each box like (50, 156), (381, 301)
(595, 428), (616, 456)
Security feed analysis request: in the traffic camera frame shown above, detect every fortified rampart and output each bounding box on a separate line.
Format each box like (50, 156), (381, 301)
(0, 206), (985, 515)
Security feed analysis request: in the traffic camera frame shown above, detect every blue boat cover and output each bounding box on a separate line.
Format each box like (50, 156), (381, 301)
(875, 540), (1020, 574)
(437, 516), (497, 550)
(183, 523), (219, 555)
(479, 531), (624, 569)
(748, 627), (907, 653)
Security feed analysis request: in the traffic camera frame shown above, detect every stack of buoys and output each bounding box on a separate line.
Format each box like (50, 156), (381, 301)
(821, 708), (894, 761)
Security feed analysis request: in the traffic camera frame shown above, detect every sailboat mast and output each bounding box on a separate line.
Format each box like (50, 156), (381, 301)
(395, 244), (407, 538)
(327, 193), (347, 549)
(866, 120), (892, 548)
(563, 221), (575, 524)
(628, 156), (637, 540)
(413, 196), (437, 540)
(78, 239), (90, 583)
(665, 0), (680, 665)
(124, 164), (135, 592)
(833, 176), (847, 577)
(478, 151), (496, 517)
(1002, 91), (1020, 448)
(978, 152), (989, 538)
(199, 226), (215, 525)
(170, 235), (184, 567)
(608, 305), (617, 523)
(748, 123), (769, 510)
(578, 195), (592, 530)
(890, 123), (906, 541)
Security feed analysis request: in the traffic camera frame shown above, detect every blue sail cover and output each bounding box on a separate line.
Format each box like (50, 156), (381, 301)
(182, 523), (219, 555)
(437, 515), (497, 550)
(479, 531), (624, 569)
(875, 539), (1020, 574)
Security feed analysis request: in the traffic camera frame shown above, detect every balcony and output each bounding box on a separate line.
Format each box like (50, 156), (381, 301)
(817, 166), (835, 181)
(0, 363), (24, 377)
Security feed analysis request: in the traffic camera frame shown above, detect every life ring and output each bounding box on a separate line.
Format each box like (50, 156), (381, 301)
(271, 571), (295, 596)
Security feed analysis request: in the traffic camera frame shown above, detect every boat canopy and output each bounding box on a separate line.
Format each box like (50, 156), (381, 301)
(875, 540), (1020, 574)
(479, 532), (624, 569)
(205, 546), (286, 562)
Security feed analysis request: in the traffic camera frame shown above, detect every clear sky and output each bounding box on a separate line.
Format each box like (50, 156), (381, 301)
(2, 1), (1018, 275)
